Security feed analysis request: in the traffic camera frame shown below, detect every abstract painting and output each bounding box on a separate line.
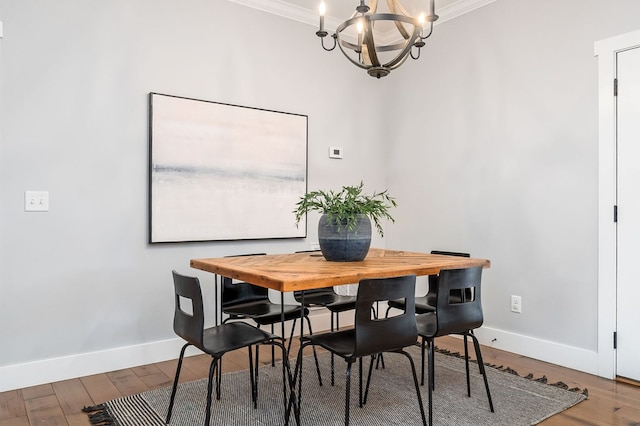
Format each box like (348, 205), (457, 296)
(149, 93), (307, 243)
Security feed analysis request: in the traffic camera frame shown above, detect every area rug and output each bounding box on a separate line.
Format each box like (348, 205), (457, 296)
(83, 346), (587, 425)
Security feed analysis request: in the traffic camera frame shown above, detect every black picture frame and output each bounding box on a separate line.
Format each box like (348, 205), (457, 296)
(148, 93), (308, 243)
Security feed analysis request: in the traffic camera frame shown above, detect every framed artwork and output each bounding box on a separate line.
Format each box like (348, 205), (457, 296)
(148, 93), (308, 243)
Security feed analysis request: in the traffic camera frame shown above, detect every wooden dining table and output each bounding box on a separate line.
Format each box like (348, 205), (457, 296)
(190, 248), (491, 424)
(190, 248), (490, 293)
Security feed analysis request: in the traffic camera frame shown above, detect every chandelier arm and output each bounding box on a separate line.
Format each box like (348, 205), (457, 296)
(387, 0), (411, 40)
(343, 38), (411, 53)
(320, 34), (338, 52)
(395, 0), (412, 16)
(336, 37), (371, 70)
(410, 46), (421, 60)
(382, 26), (419, 69)
(363, 20), (382, 67)
(419, 22), (435, 41)
(392, 19), (411, 40)
(387, 47), (412, 70)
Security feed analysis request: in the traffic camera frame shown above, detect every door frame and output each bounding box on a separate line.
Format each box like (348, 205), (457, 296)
(595, 29), (640, 380)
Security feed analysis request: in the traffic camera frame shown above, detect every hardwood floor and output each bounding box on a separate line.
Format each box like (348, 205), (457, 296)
(1, 336), (639, 425)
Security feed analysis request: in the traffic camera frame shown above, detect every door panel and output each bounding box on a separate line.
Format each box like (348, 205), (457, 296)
(616, 46), (640, 381)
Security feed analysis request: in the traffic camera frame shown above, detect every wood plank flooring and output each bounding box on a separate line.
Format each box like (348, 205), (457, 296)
(1, 336), (639, 425)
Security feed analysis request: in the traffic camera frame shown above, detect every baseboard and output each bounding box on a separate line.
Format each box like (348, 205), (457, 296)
(472, 326), (599, 376)
(0, 314), (597, 392)
(0, 309), (344, 393)
(0, 339), (204, 393)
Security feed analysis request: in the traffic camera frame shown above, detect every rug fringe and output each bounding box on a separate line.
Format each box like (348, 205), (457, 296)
(433, 346), (590, 398)
(82, 404), (116, 425)
(82, 404), (105, 412)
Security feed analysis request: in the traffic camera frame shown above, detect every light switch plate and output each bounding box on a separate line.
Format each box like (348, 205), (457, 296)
(25, 191), (49, 212)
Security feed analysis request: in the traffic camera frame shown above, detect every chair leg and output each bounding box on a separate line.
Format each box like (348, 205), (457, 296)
(274, 341), (289, 414)
(384, 305), (392, 318)
(254, 340), (290, 414)
(271, 324), (276, 367)
(166, 343), (190, 423)
(399, 349), (428, 426)
(420, 337), (426, 386)
(287, 340), (310, 425)
(286, 318), (298, 354)
(304, 316), (323, 386)
(345, 361), (353, 426)
(255, 324), (262, 373)
(358, 357), (363, 408)
(363, 355), (376, 405)
(374, 307), (385, 370)
(205, 356), (219, 426)
(248, 345), (258, 409)
(429, 339), (435, 391)
(464, 334), (471, 397)
(469, 331), (495, 412)
(216, 358), (222, 400)
(330, 312), (336, 386)
(427, 341), (434, 426)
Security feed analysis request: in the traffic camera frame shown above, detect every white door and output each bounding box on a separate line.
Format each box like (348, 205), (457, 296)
(616, 45), (640, 382)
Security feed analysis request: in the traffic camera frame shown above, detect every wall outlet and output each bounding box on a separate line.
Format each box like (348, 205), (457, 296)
(511, 295), (522, 313)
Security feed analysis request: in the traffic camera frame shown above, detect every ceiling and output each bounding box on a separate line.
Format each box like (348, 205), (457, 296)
(227, 0), (497, 29)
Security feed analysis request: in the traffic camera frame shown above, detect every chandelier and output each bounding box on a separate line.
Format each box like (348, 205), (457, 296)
(316, 0), (439, 78)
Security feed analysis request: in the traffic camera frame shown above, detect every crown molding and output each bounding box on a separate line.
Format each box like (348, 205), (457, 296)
(436, 0), (496, 24)
(226, 0), (497, 29)
(226, 0), (319, 24)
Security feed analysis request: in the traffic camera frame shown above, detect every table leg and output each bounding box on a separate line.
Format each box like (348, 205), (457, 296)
(298, 292), (304, 415)
(214, 274), (220, 327)
(284, 292), (301, 425)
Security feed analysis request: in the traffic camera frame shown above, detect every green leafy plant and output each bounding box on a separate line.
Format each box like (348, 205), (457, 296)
(294, 182), (397, 237)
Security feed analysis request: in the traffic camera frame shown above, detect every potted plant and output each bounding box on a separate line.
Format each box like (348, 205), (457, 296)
(294, 182), (397, 261)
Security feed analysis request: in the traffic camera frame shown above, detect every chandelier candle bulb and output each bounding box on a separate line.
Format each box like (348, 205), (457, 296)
(319, 2), (325, 32)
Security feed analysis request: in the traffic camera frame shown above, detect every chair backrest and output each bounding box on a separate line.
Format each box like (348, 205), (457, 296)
(427, 251), (470, 301)
(353, 275), (417, 358)
(293, 287), (335, 302)
(434, 266), (484, 336)
(221, 253), (269, 309)
(172, 270), (205, 348)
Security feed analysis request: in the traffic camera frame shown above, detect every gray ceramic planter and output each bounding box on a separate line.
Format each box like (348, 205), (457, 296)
(318, 213), (372, 262)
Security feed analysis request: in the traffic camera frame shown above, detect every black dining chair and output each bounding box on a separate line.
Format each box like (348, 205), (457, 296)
(167, 271), (291, 426)
(293, 251), (357, 386)
(416, 266), (494, 426)
(379, 250), (470, 371)
(221, 253), (322, 385)
(295, 275), (427, 426)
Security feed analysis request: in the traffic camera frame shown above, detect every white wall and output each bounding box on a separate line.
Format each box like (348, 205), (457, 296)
(0, 0), (387, 390)
(385, 0), (640, 373)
